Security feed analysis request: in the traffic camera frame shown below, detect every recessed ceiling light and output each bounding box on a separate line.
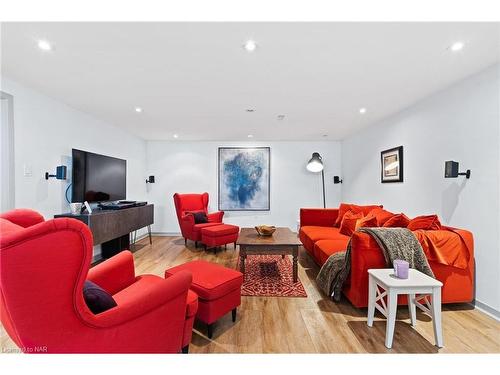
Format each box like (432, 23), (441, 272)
(359, 108), (367, 114)
(243, 40), (257, 52)
(247, 134), (254, 138)
(449, 41), (465, 52)
(246, 109), (255, 113)
(37, 40), (52, 51)
(135, 107), (143, 113)
(173, 134), (179, 139)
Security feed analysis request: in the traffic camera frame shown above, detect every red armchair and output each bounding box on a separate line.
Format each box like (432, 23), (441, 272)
(0, 209), (196, 353)
(173, 192), (224, 247)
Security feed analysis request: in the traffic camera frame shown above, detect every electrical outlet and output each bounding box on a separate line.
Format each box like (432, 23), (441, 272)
(23, 164), (33, 177)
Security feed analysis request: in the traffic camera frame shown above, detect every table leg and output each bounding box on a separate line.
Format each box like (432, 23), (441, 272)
(240, 248), (246, 275)
(385, 290), (398, 349)
(292, 246), (298, 283)
(431, 287), (444, 348)
(367, 275), (376, 327)
(408, 293), (416, 327)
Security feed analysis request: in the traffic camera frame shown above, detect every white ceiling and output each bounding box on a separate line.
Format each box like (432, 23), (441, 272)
(1, 22), (499, 141)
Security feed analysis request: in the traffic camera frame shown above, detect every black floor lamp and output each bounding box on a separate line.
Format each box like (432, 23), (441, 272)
(306, 152), (326, 208)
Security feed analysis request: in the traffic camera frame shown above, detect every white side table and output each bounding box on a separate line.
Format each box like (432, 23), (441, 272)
(367, 268), (444, 349)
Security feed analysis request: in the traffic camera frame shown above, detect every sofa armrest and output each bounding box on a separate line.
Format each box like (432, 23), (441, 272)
(87, 251), (136, 295)
(87, 271), (192, 328)
(207, 211), (224, 223)
(346, 232), (387, 307)
(0, 209), (45, 228)
(442, 226), (474, 259)
(300, 208), (339, 227)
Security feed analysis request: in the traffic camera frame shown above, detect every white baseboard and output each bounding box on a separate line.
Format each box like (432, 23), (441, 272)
(150, 232), (181, 237)
(471, 301), (500, 321)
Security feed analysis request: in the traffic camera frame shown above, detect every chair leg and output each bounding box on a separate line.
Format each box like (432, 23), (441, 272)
(207, 323), (214, 339)
(181, 345), (189, 354)
(232, 308), (237, 322)
(184, 238), (187, 246)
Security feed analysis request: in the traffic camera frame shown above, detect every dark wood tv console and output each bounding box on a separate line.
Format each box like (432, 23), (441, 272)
(55, 204), (154, 260)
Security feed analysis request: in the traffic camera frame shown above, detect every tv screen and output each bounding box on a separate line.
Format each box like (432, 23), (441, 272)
(72, 149), (126, 203)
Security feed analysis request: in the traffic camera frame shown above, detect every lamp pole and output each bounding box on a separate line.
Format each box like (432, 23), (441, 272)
(321, 169), (326, 208)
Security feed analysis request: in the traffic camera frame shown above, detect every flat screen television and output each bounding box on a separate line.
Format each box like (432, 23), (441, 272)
(71, 149), (126, 203)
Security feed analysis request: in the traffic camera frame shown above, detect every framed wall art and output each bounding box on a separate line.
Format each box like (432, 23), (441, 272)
(381, 146), (403, 183)
(218, 147), (270, 211)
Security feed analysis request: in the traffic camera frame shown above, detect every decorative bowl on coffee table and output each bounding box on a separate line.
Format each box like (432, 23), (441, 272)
(254, 225), (276, 236)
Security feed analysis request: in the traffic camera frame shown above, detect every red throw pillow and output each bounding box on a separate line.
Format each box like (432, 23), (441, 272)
(335, 203), (355, 227)
(339, 210), (364, 236)
(407, 215), (442, 231)
(368, 208), (395, 226)
(356, 214), (378, 230)
(353, 204), (384, 216)
(334, 203), (383, 227)
(383, 213), (410, 228)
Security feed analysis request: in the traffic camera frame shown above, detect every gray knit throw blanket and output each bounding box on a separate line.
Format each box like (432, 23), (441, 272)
(316, 227), (434, 301)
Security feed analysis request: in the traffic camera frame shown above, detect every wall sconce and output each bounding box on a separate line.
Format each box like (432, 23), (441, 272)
(444, 161), (470, 179)
(146, 175), (155, 184)
(45, 165), (67, 180)
(333, 176), (343, 184)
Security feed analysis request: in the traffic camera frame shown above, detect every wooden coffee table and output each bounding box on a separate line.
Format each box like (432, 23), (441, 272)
(236, 227), (302, 283)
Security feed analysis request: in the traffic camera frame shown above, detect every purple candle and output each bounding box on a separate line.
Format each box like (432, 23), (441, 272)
(394, 259), (409, 279)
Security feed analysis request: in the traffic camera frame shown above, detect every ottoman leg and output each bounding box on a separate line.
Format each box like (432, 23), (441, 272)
(232, 308), (237, 322)
(195, 241), (198, 248)
(207, 323), (214, 339)
(181, 345), (189, 354)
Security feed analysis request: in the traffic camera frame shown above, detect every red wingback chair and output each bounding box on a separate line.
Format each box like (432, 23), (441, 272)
(0, 209), (196, 353)
(173, 193), (224, 247)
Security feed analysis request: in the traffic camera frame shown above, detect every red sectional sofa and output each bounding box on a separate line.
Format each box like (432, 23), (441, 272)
(299, 207), (475, 308)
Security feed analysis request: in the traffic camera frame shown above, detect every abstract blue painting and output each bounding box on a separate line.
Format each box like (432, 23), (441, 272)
(218, 147), (270, 211)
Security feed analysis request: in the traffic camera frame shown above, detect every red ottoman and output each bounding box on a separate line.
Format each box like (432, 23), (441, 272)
(165, 260), (243, 339)
(201, 224), (240, 253)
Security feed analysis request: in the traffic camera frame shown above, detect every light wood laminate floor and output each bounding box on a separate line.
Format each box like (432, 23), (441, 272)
(2, 236), (499, 353)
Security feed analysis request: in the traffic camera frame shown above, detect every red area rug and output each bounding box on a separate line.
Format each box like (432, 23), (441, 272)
(237, 255), (307, 297)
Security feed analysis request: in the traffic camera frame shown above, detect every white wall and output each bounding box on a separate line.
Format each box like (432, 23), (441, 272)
(146, 141), (342, 233)
(341, 65), (500, 315)
(1, 77), (148, 222)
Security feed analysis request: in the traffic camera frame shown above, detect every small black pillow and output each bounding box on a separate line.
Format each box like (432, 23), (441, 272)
(83, 280), (117, 314)
(192, 211), (208, 224)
